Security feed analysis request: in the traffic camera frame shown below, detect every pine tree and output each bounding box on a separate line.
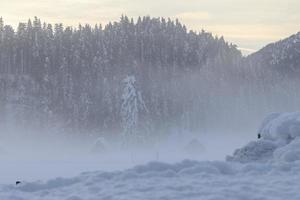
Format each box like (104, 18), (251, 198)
(0, 17), (4, 72)
(0, 17), (3, 41)
(41, 57), (52, 127)
(121, 75), (148, 147)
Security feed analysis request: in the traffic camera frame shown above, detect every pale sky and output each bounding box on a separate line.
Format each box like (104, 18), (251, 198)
(0, 0), (299, 54)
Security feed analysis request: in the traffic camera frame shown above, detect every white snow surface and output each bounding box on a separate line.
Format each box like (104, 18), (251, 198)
(258, 112), (300, 143)
(228, 112), (300, 163)
(2, 112), (300, 199)
(1, 159), (300, 200)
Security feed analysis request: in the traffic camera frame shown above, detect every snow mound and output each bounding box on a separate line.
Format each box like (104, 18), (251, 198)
(227, 140), (277, 163)
(183, 139), (205, 156)
(18, 177), (81, 192)
(259, 112), (300, 144)
(273, 138), (300, 162)
(228, 112), (300, 163)
(90, 137), (109, 154)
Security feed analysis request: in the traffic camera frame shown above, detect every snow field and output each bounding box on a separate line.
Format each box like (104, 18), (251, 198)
(2, 159), (300, 200)
(2, 112), (300, 199)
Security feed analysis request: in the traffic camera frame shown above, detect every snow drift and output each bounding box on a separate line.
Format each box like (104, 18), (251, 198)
(2, 158), (300, 200)
(227, 112), (300, 163)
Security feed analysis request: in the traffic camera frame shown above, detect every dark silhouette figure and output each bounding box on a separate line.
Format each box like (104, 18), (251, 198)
(258, 133), (261, 139)
(16, 181), (21, 185)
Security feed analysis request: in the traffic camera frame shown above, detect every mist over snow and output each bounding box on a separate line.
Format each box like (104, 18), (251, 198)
(0, 16), (300, 199)
(2, 112), (300, 199)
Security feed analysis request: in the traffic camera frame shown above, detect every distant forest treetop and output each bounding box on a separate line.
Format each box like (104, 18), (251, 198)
(0, 15), (240, 75)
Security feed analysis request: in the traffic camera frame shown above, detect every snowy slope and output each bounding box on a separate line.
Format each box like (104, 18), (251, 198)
(247, 32), (300, 74)
(228, 112), (300, 163)
(2, 112), (300, 200)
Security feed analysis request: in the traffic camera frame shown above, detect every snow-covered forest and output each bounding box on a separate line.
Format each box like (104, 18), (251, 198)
(0, 16), (240, 138)
(1, 16), (300, 144)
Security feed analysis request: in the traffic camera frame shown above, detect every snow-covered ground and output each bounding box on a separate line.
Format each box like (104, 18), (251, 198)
(1, 159), (300, 200)
(2, 112), (300, 200)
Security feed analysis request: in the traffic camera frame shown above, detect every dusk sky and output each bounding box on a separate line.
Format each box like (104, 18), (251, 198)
(0, 0), (299, 54)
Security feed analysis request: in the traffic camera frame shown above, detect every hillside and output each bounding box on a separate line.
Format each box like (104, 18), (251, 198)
(0, 16), (299, 142)
(0, 16), (241, 137)
(246, 32), (300, 75)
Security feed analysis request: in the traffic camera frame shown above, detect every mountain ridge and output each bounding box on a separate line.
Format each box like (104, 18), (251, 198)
(245, 31), (300, 74)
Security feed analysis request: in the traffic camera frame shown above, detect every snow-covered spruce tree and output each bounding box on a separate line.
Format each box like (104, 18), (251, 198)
(121, 75), (148, 148)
